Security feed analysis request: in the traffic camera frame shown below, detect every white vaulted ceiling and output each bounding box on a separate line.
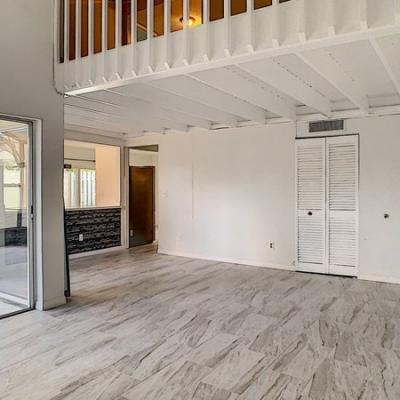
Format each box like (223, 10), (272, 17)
(64, 34), (400, 139)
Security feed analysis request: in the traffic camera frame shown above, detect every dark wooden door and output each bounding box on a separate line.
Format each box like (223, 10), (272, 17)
(129, 166), (155, 247)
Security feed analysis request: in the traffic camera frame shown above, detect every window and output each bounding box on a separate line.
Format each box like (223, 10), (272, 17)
(64, 168), (96, 208)
(64, 141), (120, 209)
(3, 164), (25, 210)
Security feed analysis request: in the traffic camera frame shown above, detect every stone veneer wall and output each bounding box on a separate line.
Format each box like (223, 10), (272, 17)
(65, 208), (121, 254)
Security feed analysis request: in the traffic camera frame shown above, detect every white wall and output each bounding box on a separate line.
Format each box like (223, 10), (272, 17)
(128, 124), (297, 269)
(0, 1), (65, 309)
(127, 114), (400, 284)
(350, 116), (400, 283)
(96, 146), (121, 207)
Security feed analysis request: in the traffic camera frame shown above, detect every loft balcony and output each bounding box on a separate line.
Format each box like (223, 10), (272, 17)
(58, 0), (400, 137)
(56, 0), (400, 94)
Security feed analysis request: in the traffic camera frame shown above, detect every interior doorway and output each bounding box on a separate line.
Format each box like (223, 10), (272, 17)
(0, 117), (34, 318)
(128, 146), (158, 248)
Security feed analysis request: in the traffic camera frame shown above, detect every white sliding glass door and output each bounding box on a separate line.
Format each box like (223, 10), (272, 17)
(0, 118), (33, 318)
(296, 135), (359, 277)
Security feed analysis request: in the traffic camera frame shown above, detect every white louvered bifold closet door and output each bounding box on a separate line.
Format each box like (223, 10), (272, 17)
(296, 138), (327, 274)
(327, 136), (358, 276)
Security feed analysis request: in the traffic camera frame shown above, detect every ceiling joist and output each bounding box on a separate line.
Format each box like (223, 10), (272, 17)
(112, 83), (238, 128)
(369, 38), (400, 97)
(296, 50), (370, 113)
(151, 75), (268, 125)
(191, 66), (297, 121)
(239, 59), (331, 117)
(65, 96), (188, 133)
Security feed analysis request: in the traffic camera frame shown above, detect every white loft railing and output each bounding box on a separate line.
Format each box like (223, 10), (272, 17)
(55, 0), (400, 93)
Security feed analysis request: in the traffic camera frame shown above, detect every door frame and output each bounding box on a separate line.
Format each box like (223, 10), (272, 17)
(0, 114), (35, 318)
(295, 134), (359, 277)
(128, 165), (156, 248)
(125, 146), (159, 249)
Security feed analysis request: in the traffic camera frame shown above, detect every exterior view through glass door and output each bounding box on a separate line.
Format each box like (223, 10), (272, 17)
(296, 135), (359, 277)
(0, 118), (33, 318)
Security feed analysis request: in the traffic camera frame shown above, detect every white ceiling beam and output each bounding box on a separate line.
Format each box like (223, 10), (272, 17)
(112, 83), (238, 127)
(64, 101), (167, 134)
(65, 95), (188, 132)
(65, 114), (140, 136)
(296, 50), (370, 113)
(64, 124), (132, 142)
(151, 75), (268, 124)
(84, 90), (212, 130)
(369, 38), (400, 97)
(192, 67), (297, 121)
(239, 59), (331, 117)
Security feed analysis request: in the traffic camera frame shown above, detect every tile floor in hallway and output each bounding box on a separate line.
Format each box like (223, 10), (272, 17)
(1, 247), (400, 399)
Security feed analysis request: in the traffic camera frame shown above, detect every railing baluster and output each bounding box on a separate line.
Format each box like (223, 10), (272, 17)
(76, 0), (81, 86)
(131, 0), (137, 74)
(271, 0), (279, 48)
(88, 0), (94, 83)
(147, 0), (154, 71)
(246, 0), (254, 52)
(223, 0), (231, 56)
(164, 0), (171, 68)
(183, 0), (190, 64)
(203, 0), (209, 61)
(77, 0), (81, 58)
(396, 0), (400, 24)
(327, 0), (335, 37)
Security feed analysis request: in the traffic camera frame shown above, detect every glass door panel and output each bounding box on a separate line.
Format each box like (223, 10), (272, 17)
(0, 118), (32, 318)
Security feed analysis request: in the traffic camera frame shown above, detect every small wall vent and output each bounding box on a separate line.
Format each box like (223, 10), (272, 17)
(309, 120), (344, 133)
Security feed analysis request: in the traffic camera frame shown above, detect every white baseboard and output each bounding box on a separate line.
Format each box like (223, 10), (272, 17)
(358, 274), (400, 285)
(158, 248), (294, 272)
(69, 246), (125, 259)
(36, 295), (66, 311)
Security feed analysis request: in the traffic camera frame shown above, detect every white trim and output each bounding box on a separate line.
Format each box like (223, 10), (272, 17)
(69, 245), (125, 259)
(358, 274), (400, 285)
(157, 248), (295, 272)
(36, 295), (66, 311)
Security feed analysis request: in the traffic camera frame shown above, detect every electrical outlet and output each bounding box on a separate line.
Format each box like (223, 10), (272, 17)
(130, 230), (134, 237)
(269, 242), (275, 250)
(78, 233), (84, 242)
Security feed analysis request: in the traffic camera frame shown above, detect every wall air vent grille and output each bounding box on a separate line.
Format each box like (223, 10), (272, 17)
(309, 120), (344, 133)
